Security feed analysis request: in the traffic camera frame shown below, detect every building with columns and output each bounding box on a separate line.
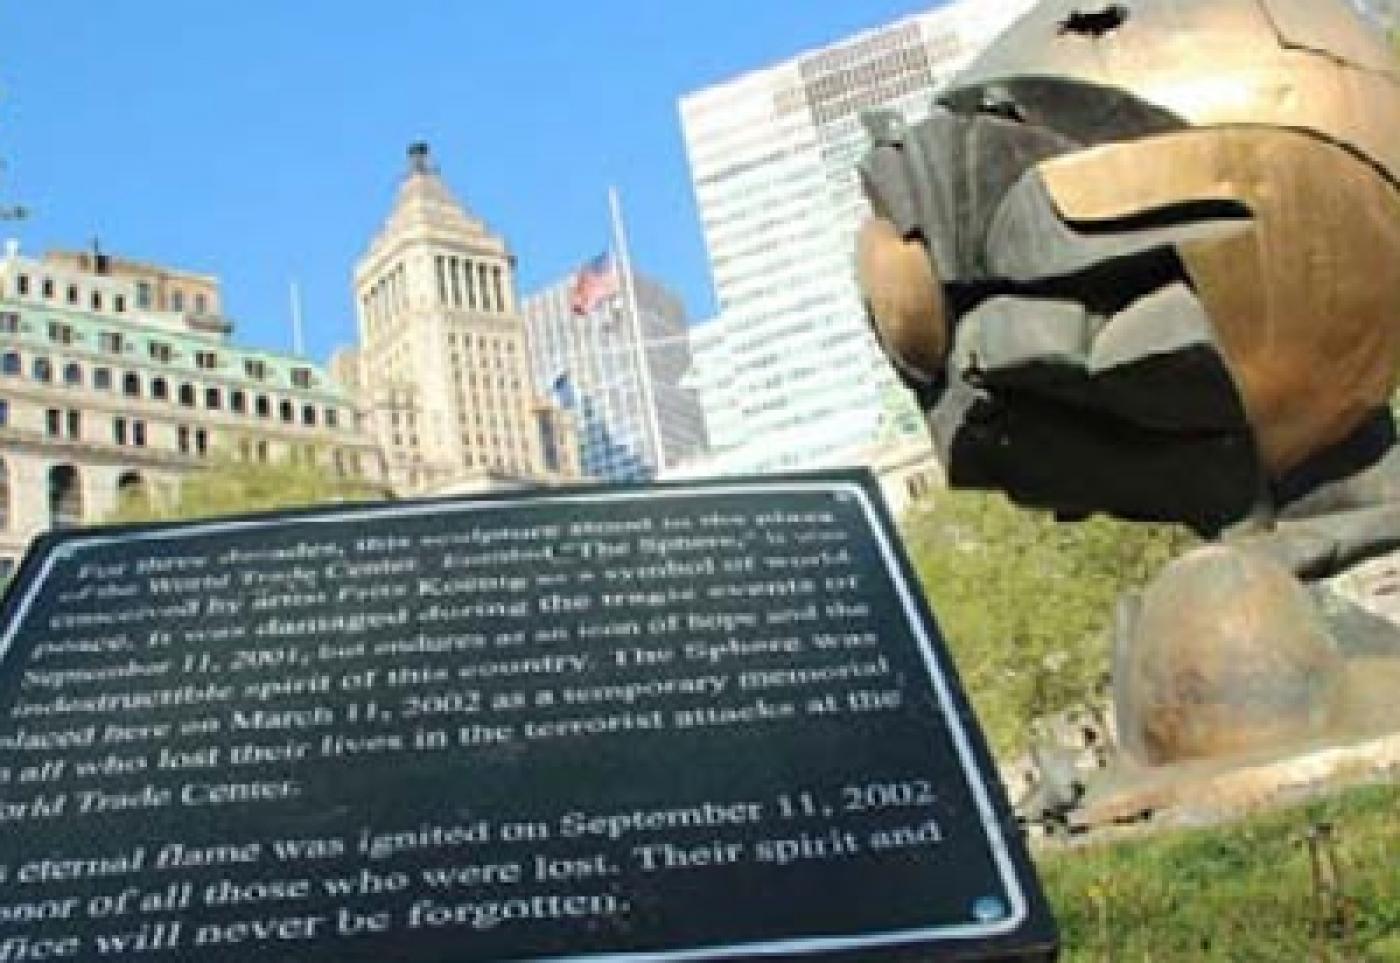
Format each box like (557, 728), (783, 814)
(0, 242), (385, 578)
(522, 265), (707, 482)
(347, 143), (579, 495)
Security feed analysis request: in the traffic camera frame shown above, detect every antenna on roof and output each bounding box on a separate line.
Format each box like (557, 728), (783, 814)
(290, 280), (305, 357)
(90, 236), (110, 274)
(0, 160), (28, 222)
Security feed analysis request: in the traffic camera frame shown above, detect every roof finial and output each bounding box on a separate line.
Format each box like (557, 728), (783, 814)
(407, 141), (436, 175)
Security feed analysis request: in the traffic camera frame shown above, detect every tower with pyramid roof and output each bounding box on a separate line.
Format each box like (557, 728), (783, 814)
(350, 143), (578, 493)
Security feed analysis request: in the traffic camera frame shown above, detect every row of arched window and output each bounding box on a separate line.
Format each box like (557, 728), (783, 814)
(0, 458), (141, 532)
(0, 350), (341, 429)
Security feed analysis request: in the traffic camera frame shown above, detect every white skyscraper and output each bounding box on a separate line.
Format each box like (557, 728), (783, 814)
(679, 0), (1035, 473)
(523, 262), (708, 482)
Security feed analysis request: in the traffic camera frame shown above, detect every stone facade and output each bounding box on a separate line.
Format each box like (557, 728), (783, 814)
(348, 143), (579, 495)
(0, 243), (386, 576)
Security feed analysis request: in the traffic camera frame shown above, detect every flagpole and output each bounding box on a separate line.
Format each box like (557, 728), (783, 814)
(289, 280), (305, 357)
(608, 185), (666, 477)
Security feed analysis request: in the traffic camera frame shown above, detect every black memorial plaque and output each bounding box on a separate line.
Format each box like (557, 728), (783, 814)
(0, 470), (1056, 962)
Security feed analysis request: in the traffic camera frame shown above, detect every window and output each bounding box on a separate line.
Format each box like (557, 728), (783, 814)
(63, 363), (82, 386)
(113, 417), (127, 446)
(230, 390), (246, 414)
(135, 282), (152, 309)
(43, 409), (80, 439)
(0, 312), (17, 333)
(151, 377), (168, 401)
(1, 353), (17, 376)
(178, 383), (195, 407)
(32, 357), (52, 382)
(40, 278), (53, 299)
(16, 275), (28, 296)
(256, 439), (269, 462)
(195, 350), (218, 370)
(123, 373), (141, 398)
(148, 341), (172, 363)
(170, 291), (184, 312)
(325, 408), (339, 429)
(98, 331), (124, 353)
(301, 404), (317, 427)
(48, 465), (81, 529)
(66, 284), (79, 305)
(90, 291), (103, 312)
(245, 359), (267, 380)
(114, 295), (126, 313)
(93, 367), (112, 390)
(279, 400), (294, 423)
(0, 399), (8, 428)
(194, 293), (208, 314)
(255, 395), (270, 418)
(132, 420), (146, 447)
(194, 428), (208, 456)
(290, 366), (313, 389)
(177, 425), (190, 454)
(48, 322), (74, 344)
(116, 472), (147, 511)
(205, 387), (221, 410)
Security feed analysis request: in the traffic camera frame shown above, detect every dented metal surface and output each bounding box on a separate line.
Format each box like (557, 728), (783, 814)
(855, 0), (1400, 768)
(856, 0), (1400, 528)
(952, 0), (1400, 186)
(1041, 129), (1400, 475)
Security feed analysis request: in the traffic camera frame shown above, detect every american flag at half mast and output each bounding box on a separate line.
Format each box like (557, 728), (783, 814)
(569, 251), (620, 316)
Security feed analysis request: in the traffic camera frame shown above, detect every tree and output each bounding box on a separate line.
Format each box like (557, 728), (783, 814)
(900, 490), (1195, 758)
(105, 458), (390, 525)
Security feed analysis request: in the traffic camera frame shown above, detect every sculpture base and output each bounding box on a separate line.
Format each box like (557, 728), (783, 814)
(1069, 727), (1400, 834)
(1014, 544), (1400, 836)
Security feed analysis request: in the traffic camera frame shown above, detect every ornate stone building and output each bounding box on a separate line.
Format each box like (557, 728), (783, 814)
(0, 242), (385, 578)
(348, 144), (579, 494)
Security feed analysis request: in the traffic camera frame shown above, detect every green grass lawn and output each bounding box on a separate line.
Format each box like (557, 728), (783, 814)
(1037, 783), (1400, 961)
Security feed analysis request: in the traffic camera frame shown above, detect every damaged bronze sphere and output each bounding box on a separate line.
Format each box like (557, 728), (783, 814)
(857, 0), (1400, 534)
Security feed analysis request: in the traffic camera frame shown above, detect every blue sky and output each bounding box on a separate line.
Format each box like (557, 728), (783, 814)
(0, 1), (939, 365)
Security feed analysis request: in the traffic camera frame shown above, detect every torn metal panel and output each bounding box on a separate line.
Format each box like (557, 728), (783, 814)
(1041, 128), (1400, 475)
(1260, 0), (1400, 77)
(946, 0), (1400, 188)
